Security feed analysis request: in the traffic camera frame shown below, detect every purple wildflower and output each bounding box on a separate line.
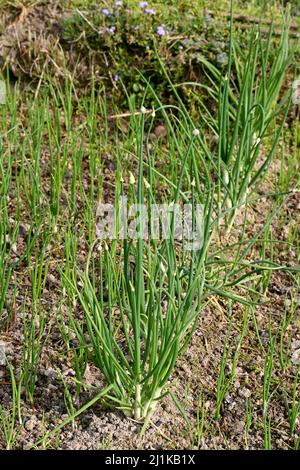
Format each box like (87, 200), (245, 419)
(107, 26), (116, 34)
(139, 1), (148, 8)
(115, 1), (123, 6)
(113, 74), (119, 81)
(145, 8), (155, 15)
(156, 25), (167, 36)
(102, 8), (110, 16)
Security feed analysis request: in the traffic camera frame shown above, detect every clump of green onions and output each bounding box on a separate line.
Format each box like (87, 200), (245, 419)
(158, 2), (292, 233)
(64, 110), (213, 424)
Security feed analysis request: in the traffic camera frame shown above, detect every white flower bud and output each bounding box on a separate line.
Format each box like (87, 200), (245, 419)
(129, 172), (135, 185)
(129, 281), (135, 292)
(143, 178), (150, 190)
(222, 168), (229, 186)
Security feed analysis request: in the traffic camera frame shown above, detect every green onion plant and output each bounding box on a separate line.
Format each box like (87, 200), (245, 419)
(158, 1), (292, 233)
(64, 107), (213, 424)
